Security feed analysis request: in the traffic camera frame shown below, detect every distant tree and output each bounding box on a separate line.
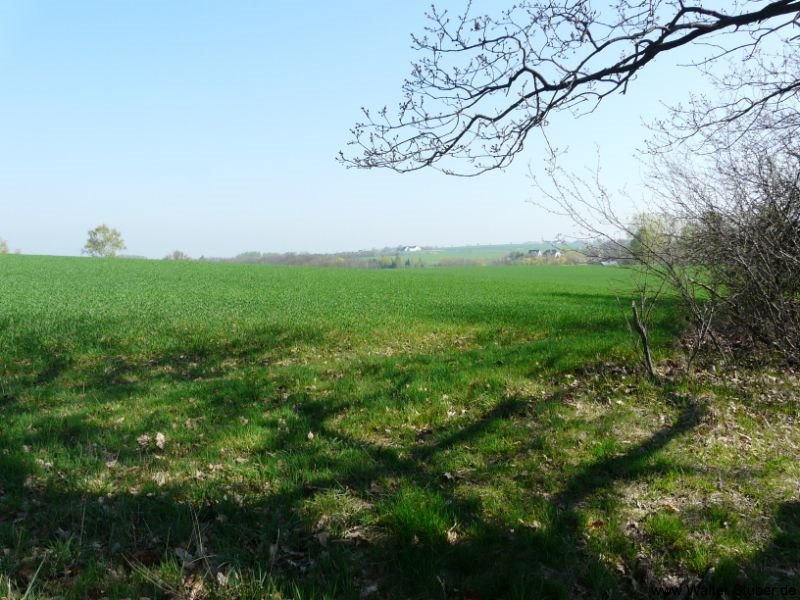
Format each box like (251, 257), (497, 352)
(0, 238), (8, 254)
(82, 224), (126, 258)
(628, 214), (677, 265)
(164, 250), (191, 261)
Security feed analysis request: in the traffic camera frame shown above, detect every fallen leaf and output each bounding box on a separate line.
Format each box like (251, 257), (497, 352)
(155, 432), (166, 450)
(316, 514), (331, 530)
(182, 574), (207, 600)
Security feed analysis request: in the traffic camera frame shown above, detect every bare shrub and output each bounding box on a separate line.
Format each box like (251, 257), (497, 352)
(656, 139), (800, 363)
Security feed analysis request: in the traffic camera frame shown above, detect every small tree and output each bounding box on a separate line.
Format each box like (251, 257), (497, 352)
(0, 238), (8, 254)
(164, 250), (191, 261)
(82, 225), (126, 258)
(531, 155), (718, 375)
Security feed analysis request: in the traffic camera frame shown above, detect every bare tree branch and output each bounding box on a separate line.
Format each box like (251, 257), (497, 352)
(341, 1), (800, 175)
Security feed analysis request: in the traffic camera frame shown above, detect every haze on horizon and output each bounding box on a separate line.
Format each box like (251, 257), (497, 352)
(0, 1), (709, 259)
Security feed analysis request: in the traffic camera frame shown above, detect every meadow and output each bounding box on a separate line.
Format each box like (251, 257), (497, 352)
(0, 256), (798, 599)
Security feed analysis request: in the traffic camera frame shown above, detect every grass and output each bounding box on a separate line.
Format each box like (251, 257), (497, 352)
(0, 255), (798, 598)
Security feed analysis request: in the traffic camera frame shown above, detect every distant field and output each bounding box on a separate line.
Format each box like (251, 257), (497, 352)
(0, 256), (798, 599)
(390, 243), (544, 265)
(357, 243), (566, 266)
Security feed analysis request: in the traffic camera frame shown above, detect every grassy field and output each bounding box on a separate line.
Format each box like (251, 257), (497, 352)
(0, 256), (798, 599)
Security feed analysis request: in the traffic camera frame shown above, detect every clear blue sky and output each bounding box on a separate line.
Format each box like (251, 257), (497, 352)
(0, 1), (708, 258)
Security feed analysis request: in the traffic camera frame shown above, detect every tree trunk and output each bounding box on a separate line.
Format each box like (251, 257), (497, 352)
(632, 301), (657, 378)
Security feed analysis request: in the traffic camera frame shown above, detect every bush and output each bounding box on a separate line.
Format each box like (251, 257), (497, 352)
(676, 146), (800, 363)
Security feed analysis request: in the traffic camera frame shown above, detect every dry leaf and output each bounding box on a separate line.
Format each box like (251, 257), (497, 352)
(182, 574), (207, 600)
(316, 514), (331, 530)
(155, 432), (166, 449)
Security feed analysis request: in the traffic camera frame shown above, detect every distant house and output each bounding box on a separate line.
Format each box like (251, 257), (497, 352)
(403, 245), (423, 252)
(528, 249), (542, 257)
(542, 249), (562, 258)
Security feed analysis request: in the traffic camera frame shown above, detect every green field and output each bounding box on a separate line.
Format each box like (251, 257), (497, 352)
(1, 256), (798, 599)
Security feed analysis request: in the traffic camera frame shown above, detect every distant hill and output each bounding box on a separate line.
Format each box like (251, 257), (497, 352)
(219, 241), (587, 268)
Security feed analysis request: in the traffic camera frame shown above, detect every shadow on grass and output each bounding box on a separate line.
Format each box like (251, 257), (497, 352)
(0, 312), (793, 598)
(0, 359), (714, 599)
(694, 501), (800, 598)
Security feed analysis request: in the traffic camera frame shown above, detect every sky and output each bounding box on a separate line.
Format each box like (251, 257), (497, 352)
(0, 1), (711, 258)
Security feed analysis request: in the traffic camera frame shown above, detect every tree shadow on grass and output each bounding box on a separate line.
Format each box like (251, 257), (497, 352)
(0, 364), (717, 599)
(3, 316), (795, 599)
(692, 501), (800, 599)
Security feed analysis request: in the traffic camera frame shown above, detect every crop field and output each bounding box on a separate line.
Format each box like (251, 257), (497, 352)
(0, 256), (798, 599)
